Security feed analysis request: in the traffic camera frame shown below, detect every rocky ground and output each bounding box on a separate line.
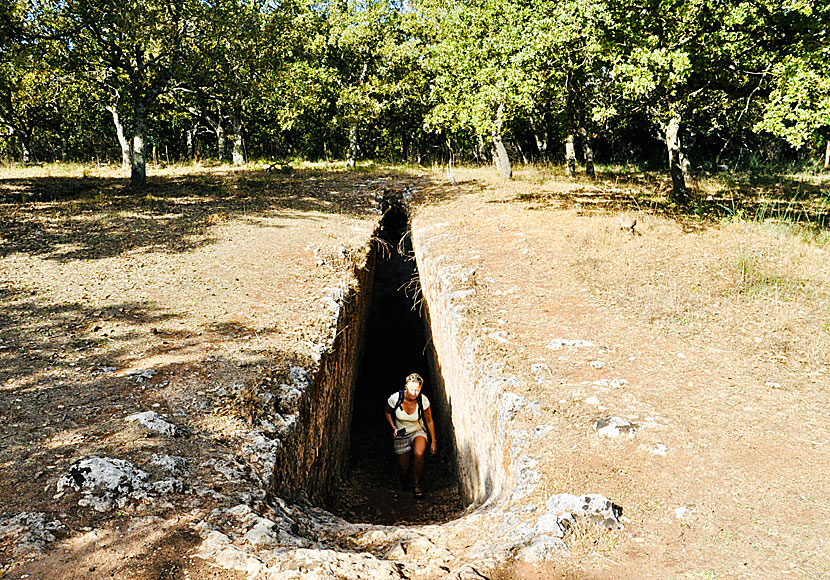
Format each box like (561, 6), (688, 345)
(0, 162), (828, 580)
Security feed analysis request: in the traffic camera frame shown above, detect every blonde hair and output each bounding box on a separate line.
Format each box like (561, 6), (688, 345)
(405, 372), (423, 386)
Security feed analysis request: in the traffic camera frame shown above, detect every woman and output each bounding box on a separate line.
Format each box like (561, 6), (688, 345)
(384, 372), (437, 498)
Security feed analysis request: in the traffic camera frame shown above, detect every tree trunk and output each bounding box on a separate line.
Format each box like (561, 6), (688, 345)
(21, 138), (31, 164)
(579, 127), (595, 178)
(533, 132), (545, 157)
(106, 105), (131, 171)
(185, 127), (195, 161)
(231, 113), (245, 166)
(345, 60), (369, 168)
(824, 139), (829, 169)
(217, 123), (226, 162)
(476, 134), (486, 164)
(492, 104), (512, 179)
(345, 123), (358, 168)
(492, 133), (512, 179)
(530, 119), (547, 159)
(516, 139), (529, 164)
(564, 133), (576, 177)
(663, 114), (688, 205)
(131, 97), (148, 189)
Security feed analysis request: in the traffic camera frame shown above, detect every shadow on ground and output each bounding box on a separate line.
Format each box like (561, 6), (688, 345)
(0, 167), (416, 261)
(481, 169), (830, 231)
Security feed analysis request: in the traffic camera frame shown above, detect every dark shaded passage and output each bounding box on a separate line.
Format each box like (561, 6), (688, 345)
(326, 200), (465, 525)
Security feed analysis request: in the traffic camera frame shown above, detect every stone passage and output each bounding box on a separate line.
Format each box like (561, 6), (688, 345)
(326, 197), (466, 525)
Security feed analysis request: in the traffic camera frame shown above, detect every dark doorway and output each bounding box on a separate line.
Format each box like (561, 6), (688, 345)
(326, 200), (464, 525)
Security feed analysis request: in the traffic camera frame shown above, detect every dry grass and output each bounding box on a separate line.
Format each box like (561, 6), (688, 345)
(416, 163), (829, 579)
(433, 164), (830, 373)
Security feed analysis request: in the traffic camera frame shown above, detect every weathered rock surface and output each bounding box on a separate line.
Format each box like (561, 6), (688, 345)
(56, 457), (185, 512)
(593, 416), (638, 438)
(0, 513), (65, 555)
(125, 410), (179, 437)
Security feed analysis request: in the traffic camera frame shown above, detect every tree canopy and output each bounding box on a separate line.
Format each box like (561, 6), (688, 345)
(0, 0), (827, 193)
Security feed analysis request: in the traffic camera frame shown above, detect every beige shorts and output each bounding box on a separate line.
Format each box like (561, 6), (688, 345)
(393, 428), (427, 455)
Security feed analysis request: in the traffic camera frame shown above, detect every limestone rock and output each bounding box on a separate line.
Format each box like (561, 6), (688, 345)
(547, 338), (595, 350)
(516, 535), (568, 562)
(194, 530), (264, 576)
(148, 478), (186, 494)
(593, 417), (637, 438)
(57, 457), (185, 512)
(0, 512), (65, 555)
(57, 457), (149, 511)
(125, 411), (179, 437)
(540, 493), (622, 533)
(150, 454), (187, 474)
(126, 368), (157, 380)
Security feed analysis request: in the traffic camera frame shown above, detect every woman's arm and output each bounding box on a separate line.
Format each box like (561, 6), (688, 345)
(423, 406), (437, 454)
(385, 404), (398, 435)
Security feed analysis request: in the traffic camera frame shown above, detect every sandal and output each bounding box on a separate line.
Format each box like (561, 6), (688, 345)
(413, 484), (425, 499)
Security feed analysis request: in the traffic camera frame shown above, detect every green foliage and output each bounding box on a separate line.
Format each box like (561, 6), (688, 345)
(756, 52), (830, 149)
(0, 0), (829, 187)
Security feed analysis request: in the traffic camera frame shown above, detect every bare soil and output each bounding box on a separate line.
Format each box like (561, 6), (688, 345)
(1, 162), (828, 580)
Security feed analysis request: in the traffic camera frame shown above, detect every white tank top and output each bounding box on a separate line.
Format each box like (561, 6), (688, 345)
(387, 392), (430, 433)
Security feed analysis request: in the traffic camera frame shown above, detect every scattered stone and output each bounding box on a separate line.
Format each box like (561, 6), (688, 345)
(57, 457), (149, 512)
(593, 417), (638, 438)
(125, 368), (158, 380)
(276, 384), (303, 412)
(547, 338), (595, 350)
(537, 493), (623, 537)
(584, 396), (600, 405)
(675, 505), (695, 519)
(148, 479), (187, 494)
(652, 444), (668, 455)
(289, 366), (312, 390)
(150, 454), (187, 475)
(57, 457), (186, 512)
(200, 458), (247, 483)
(589, 360), (605, 369)
(0, 513), (65, 555)
(125, 411), (179, 437)
(277, 366), (312, 413)
(242, 431), (281, 482)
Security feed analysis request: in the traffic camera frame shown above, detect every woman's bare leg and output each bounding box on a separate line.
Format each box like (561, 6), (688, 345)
(412, 436), (427, 485)
(398, 452), (410, 479)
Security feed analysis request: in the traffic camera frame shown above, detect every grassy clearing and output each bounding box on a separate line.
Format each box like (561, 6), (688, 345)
(443, 163), (830, 374)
